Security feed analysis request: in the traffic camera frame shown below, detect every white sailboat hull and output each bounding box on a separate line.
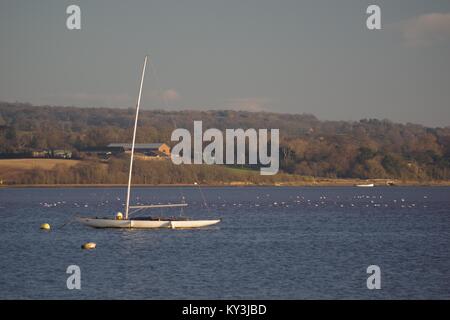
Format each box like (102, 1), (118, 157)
(78, 217), (221, 229)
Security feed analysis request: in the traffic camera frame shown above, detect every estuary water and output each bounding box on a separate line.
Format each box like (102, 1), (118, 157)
(0, 186), (449, 299)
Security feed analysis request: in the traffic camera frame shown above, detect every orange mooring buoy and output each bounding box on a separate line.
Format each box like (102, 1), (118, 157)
(81, 242), (96, 250)
(40, 223), (51, 230)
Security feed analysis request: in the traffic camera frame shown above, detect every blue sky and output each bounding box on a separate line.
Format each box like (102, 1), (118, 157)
(1, 0), (450, 127)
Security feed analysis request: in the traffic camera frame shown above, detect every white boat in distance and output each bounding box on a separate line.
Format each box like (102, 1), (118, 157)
(355, 183), (374, 187)
(79, 56), (220, 229)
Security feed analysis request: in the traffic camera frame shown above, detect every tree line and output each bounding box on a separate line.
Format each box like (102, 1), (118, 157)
(1, 101), (449, 182)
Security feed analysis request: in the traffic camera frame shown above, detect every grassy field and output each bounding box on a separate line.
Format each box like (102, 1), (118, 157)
(0, 159), (81, 182)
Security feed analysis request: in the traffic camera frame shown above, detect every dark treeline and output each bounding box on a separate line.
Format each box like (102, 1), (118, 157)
(1, 101), (450, 181)
(12, 157), (303, 185)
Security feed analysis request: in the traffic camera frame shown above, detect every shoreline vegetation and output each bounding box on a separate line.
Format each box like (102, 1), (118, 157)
(1, 102), (450, 186)
(0, 158), (449, 188)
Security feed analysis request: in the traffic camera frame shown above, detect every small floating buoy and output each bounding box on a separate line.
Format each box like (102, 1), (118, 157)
(40, 223), (51, 230)
(81, 242), (96, 250)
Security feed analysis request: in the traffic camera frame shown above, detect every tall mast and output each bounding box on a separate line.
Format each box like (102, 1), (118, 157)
(125, 55), (148, 220)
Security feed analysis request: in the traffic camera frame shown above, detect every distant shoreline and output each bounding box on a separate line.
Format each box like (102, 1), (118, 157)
(2, 179), (450, 188)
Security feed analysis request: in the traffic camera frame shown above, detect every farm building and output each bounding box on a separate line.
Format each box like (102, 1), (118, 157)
(107, 143), (171, 157)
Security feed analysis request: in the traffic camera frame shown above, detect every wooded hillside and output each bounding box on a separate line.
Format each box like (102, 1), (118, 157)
(1, 101), (449, 183)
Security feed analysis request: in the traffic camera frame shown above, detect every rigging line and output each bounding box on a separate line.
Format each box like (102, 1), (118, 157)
(147, 58), (178, 129)
(57, 216), (76, 230)
(56, 212), (81, 231)
(196, 182), (212, 214)
(179, 204), (184, 217)
(179, 194), (186, 217)
(148, 57), (211, 215)
(147, 57), (190, 210)
(129, 207), (145, 216)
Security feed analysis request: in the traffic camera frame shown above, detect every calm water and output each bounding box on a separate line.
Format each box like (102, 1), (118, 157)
(0, 186), (449, 299)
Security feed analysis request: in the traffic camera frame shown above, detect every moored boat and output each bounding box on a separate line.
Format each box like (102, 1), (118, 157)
(78, 217), (221, 229)
(78, 56), (221, 230)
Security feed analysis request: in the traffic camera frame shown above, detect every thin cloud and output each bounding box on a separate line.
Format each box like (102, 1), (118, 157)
(162, 89), (180, 103)
(399, 12), (450, 47)
(139, 89), (181, 109)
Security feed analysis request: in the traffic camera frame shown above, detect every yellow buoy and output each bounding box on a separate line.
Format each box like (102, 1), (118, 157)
(115, 212), (123, 220)
(40, 223), (51, 230)
(81, 242), (96, 250)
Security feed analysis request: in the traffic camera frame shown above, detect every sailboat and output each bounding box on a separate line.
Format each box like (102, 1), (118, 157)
(78, 56), (220, 229)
